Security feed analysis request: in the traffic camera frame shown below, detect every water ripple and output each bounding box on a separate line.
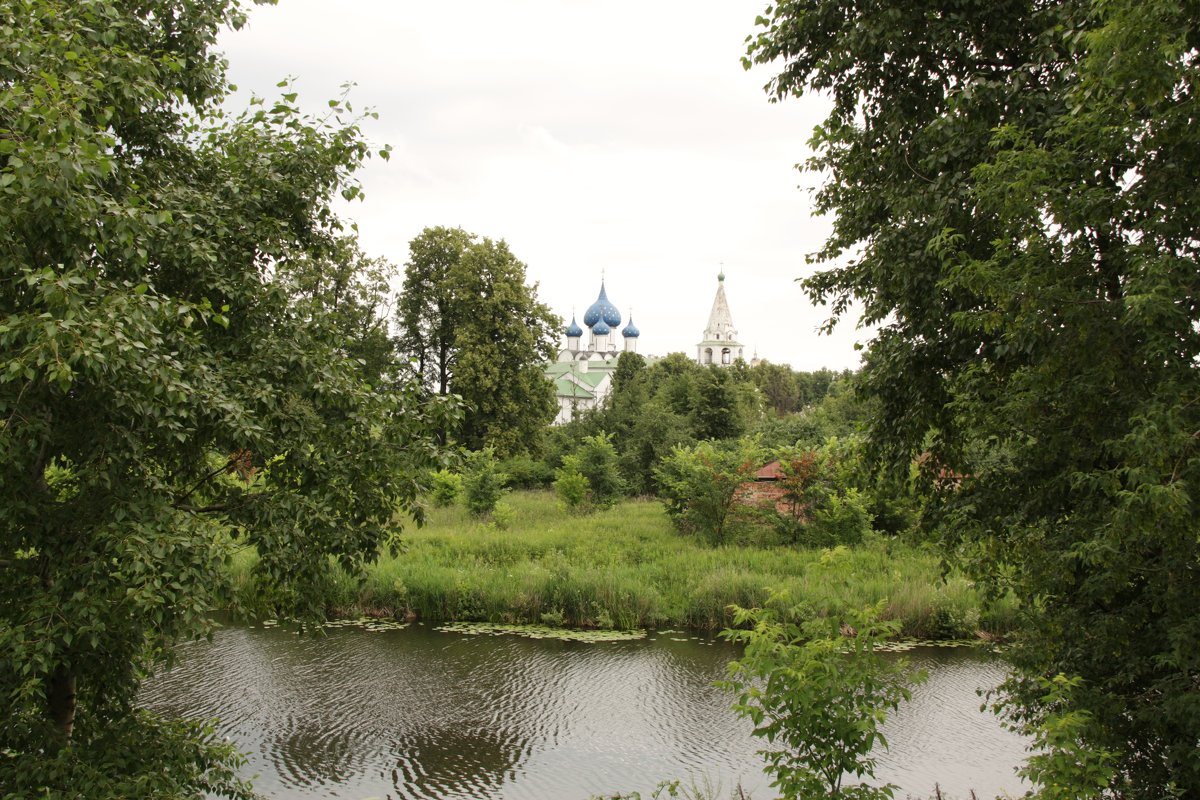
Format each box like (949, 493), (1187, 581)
(140, 626), (1024, 800)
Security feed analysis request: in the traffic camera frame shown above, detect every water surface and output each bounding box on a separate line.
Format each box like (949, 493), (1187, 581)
(140, 623), (1026, 799)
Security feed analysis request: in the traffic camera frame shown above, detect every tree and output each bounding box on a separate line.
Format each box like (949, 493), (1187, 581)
(720, 600), (921, 800)
(618, 403), (695, 496)
(398, 228), (559, 455)
(276, 236), (400, 386)
(611, 350), (647, 394)
(747, 0), (1200, 794)
(449, 237), (558, 455)
(693, 366), (747, 441)
(752, 360), (802, 416)
(0, 0), (450, 792)
(751, 362), (841, 417)
(398, 226), (473, 396)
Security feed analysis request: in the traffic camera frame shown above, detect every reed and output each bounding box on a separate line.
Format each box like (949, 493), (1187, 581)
(230, 490), (1015, 637)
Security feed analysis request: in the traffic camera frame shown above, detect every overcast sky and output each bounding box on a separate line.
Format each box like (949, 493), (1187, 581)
(218, 1), (868, 371)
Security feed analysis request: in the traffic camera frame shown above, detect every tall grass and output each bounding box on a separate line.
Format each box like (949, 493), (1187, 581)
(230, 491), (1015, 637)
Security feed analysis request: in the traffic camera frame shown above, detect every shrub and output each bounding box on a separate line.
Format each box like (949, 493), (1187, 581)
(489, 501), (516, 531)
(806, 488), (873, 547)
(553, 456), (590, 512)
(654, 439), (763, 545)
(429, 469), (462, 508)
(763, 449), (831, 544)
(462, 448), (507, 517)
(500, 454), (554, 489)
(929, 579), (982, 639)
(574, 433), (625, 508)
(720, 599), (925, 800)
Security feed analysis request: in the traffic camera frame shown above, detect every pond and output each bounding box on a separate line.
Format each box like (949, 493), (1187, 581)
(139, 622), (1028, 799)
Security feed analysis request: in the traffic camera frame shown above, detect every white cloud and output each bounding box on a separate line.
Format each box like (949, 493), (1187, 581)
(218, 0), (870, 371)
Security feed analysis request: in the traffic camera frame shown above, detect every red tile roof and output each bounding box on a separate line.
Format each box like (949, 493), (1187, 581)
(755, 460), (784, 481)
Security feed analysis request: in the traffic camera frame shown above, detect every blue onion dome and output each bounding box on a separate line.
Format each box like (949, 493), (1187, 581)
(566, 315), (583, 338)
(591, 319), (611, 336)
(582, 281), (622, 328)
(622, 317), (640, 338)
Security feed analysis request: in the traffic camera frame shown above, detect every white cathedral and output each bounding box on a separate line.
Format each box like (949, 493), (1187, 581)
(545, 280), (639, 424)
(545, 272), (743, 424)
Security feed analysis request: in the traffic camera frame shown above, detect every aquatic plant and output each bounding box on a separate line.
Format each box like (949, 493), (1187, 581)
(434, 621), (645, 643)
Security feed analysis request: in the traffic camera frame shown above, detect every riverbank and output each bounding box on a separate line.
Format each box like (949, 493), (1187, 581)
(230, 491), (1015, 637)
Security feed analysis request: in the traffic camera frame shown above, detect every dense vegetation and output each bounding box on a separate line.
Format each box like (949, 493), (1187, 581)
(541, 353), (861, 496)
(0, 1), (457, 794)
(6, 0), (1190, 796)
(747, 0), (1200, 794)
(230, 491), (1012, 639)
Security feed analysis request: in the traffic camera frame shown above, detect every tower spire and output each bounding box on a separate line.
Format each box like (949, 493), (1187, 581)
(695, 269), (743, 367)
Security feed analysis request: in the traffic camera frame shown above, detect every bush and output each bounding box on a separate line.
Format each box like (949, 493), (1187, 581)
(553, 456), (590, 512)
(654, 439), (763, 545)
(500, 454), (554, 490)
(806, 488), (873, 547)
(574, 433), (625, 509)
(761, 449), (831, 544)
(429, 469), (462, 508)
(929, 579), (982, 639)
(488, 501), (516, 531)
(720, 599), (924, 800)
(462, 448), (507, 517)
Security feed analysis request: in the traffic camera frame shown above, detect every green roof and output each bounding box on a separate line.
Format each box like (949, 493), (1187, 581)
(544, 359), (614, 399)
(554, 377), (595, 399)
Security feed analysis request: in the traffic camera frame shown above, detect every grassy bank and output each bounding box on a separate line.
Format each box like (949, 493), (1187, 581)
(231, 491), (1015, 638)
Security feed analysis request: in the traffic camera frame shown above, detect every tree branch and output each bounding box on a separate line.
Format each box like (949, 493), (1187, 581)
(171, 502), (231, 514)
(174, 456), (236, 506)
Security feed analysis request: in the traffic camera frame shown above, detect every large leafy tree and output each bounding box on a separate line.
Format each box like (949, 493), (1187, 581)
(747, 0), (1199, 794)
(397, 225), (473, 396)
(0, 0), (449, 793)
(399, 228), (558, 455)
(694, 366), (748, 441)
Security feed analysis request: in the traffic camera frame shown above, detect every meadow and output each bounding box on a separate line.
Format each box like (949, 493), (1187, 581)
(231, 490), (1015, 638)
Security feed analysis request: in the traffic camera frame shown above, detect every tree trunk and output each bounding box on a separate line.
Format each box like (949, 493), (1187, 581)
(48, 668), (77, 745)
(437, 343), (451, 446)
(438, 342), (450, 396)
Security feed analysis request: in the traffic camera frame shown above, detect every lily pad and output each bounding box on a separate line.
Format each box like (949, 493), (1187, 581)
(324, 617), (409, 633)
(434, 622), (646, 643)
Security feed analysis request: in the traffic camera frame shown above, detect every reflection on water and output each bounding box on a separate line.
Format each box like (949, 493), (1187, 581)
(140, 624), (1026, 799)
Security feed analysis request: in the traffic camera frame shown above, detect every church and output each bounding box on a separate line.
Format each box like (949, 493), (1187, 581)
(545, 272), (743, 424)
(545, 280), (639, 424)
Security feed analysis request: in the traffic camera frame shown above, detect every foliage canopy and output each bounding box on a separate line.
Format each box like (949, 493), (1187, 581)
(747, 0), (1200, 793)
(398, 226), (559, 456)
(0, 0), (450, 792)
